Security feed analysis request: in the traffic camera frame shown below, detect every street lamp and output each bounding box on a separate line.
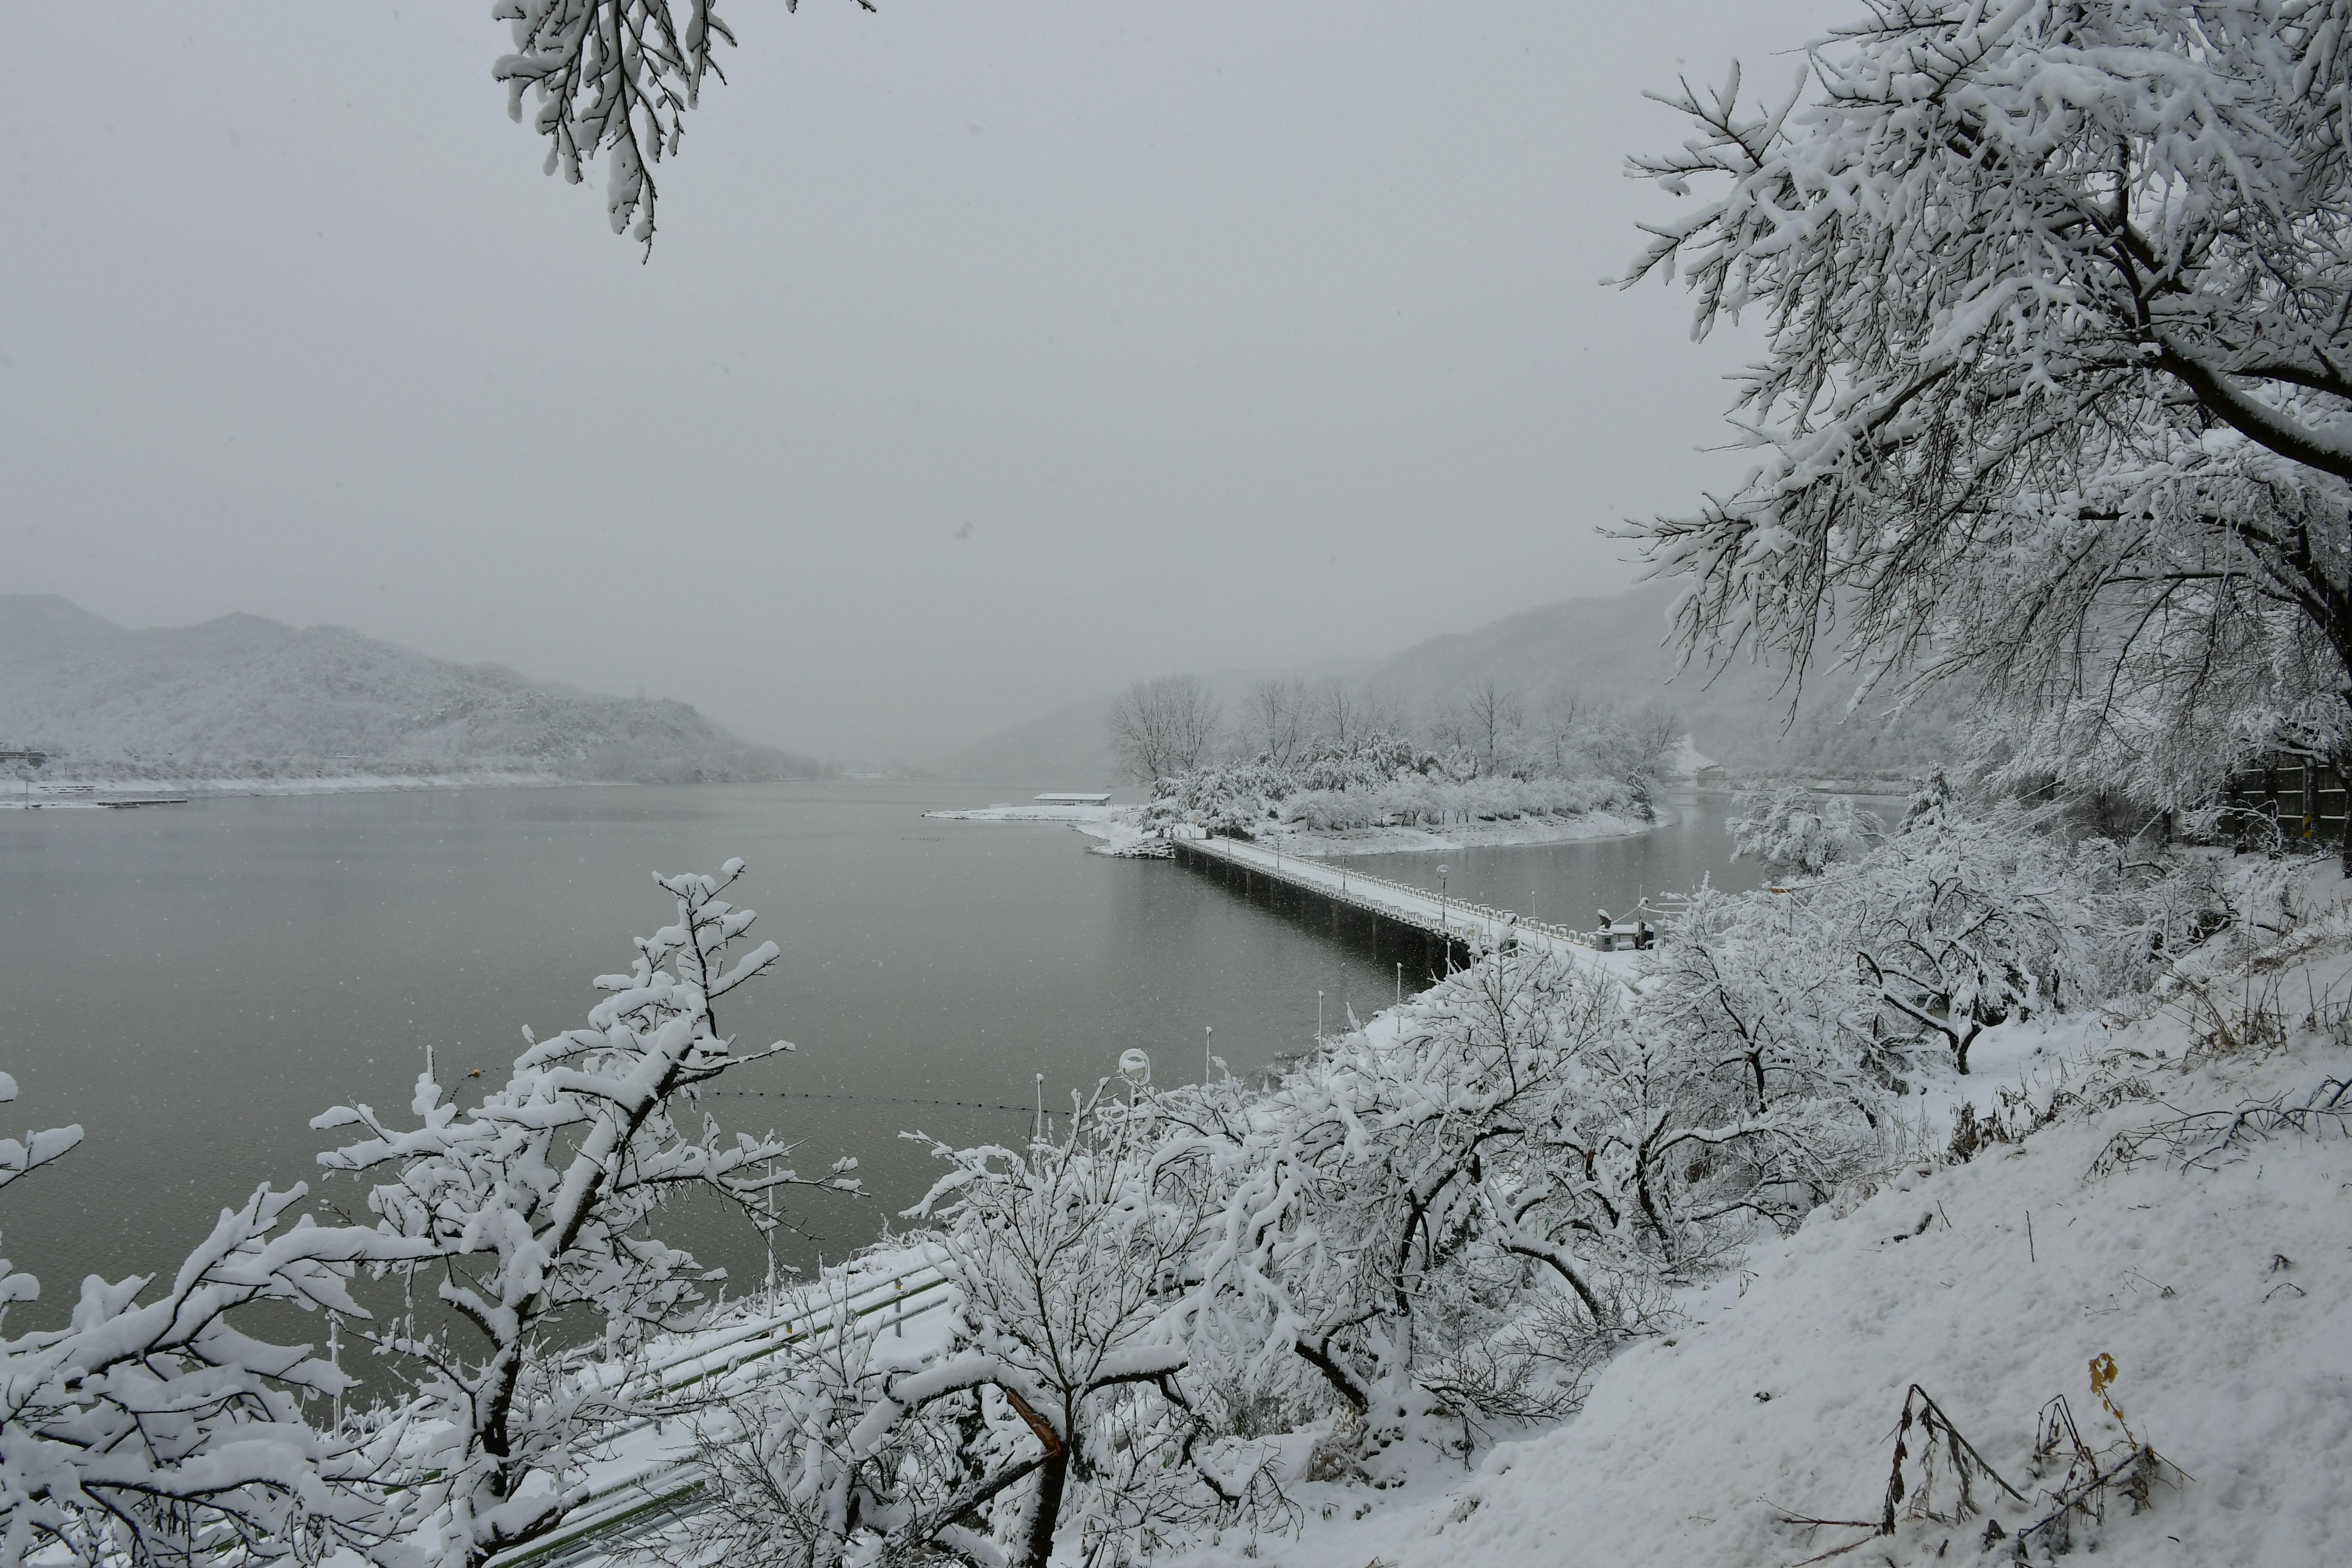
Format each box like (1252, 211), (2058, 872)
(1437, 863), (1450, 933)
(1203, 1025), (1214, 1086)
(1316, 989), (1324, 1042)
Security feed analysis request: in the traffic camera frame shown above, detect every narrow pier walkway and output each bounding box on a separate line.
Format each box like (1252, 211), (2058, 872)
(1166, 833), (1620, 975)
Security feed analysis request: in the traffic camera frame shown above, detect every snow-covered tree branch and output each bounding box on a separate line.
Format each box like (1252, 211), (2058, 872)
(0, 1074), (394, 1567)
(1625, 0), (2352, 834)
(494, 0), (875, 253)
(315, 860), (856, 1568)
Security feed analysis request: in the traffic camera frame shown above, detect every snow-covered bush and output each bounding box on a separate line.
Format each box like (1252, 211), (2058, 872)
(315, 861), (857, 1568)
(1138, 730), (1640, 839)
(1706, 798), (2223, 1078)
(681, 1085), (1281, 1568)
(1731, 787), (1882, 876)
(0, 1075), (391, 1567)
(1158, 945), (1873, 1486)
(889, 1087), (1285, 1566)
(632, 1292), (977, 1568)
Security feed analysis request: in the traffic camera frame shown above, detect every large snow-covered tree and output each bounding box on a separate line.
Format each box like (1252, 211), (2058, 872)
(493, 0), (874, 251)
(1627, 0), (2352, 833)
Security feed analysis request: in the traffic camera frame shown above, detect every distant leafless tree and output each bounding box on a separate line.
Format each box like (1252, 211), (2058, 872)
(1316, 682), (1361, 749)
(1464, 677), (1524, 776)
(1432, 678), (1524, 776)
(1246, 678), (1310, 768)
(1536, 688), (1596, 774)
(1108, 676), (1222, 784)
(1614, 701), (1684, 785)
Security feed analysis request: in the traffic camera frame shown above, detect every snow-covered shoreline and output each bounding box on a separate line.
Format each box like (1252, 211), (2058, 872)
(0, 771), (582, 807)
(920, 802), (1124, 824)
(923, 801), (1671, 857)
(1239, 803), (1670, 857)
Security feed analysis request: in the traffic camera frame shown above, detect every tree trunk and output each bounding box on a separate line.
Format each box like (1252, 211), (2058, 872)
(2335, 735), (2352, 879)
(1020, 1451), (1069, 1568)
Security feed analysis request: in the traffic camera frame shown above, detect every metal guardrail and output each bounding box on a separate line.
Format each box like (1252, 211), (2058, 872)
(483, 1255), (954, 1568)
(1176, 835), (1594, 951)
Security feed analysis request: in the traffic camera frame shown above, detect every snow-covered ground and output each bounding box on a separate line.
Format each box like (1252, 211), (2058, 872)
(1156, 981), (2352, 1568)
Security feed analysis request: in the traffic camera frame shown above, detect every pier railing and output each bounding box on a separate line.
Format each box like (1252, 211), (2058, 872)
(485, 1251), (954, 1568)
(1174, 835), (1597, 952)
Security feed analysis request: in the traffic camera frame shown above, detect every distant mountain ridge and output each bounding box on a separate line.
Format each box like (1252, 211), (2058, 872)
(947, 584), (1965, 786)
(0, 595), (824, 784)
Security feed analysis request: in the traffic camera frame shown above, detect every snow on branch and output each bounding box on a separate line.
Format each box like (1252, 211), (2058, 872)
(0, 1139), (395, 1565)
(313, 860), (852, 1568)
(493, 0), (875, 253)
(1623, 0), (2352, 811)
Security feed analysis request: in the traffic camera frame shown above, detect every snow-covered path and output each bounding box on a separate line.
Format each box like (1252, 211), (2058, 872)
(1168, 833), (1633, 978)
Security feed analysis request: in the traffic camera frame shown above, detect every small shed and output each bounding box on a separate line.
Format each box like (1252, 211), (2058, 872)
(1035, 791), (1113, 806)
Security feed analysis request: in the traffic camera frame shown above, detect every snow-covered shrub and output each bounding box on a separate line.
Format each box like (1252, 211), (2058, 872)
(675, 1081), (1290, 1568)
(1699, 800), (2224, 1078)
(1731, 787), (1883, 876)
(1164, 947), (1845, 1483)
(1138, 730), (1640, 838)
(0, 1075), (391, 1567)
(892, 1086), (1285, 1567)
(632, 1293), (972, 1568)
(315, 861), (857, 1568)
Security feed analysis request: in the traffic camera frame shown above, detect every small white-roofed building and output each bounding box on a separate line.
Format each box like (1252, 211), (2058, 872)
(1034, 791), (1113, 805)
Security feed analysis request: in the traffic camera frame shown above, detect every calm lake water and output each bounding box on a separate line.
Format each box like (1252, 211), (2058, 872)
(0, 781), (1755, 1304)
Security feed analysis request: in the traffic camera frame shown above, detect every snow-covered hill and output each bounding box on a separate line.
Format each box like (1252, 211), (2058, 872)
(0, 595), (824, 785)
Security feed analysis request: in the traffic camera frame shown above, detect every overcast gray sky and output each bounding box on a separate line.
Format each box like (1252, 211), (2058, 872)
(3, 1), (1844, 764)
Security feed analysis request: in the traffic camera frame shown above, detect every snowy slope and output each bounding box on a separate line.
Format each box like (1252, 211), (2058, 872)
(1302, 1017), (2352, 1568)
(0, 595), (823, 783)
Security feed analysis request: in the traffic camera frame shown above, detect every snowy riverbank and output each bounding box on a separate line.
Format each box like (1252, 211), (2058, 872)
(923, 800), (1669, 857)
(920, 801), (1124, 824)
(1239, 802), (1669, 857)
(0, 771), (580, 806)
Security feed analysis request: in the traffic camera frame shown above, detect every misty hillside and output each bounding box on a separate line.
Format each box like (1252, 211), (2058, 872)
(948, 584), (1966, 785)
(0, 595), (824, 784)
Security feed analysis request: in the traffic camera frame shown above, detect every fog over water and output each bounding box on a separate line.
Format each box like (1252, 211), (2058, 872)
(4, 1), (1847, 764)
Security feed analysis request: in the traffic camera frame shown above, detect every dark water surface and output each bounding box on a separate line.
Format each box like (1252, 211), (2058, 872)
(1339, 793), (1772, 928)
(0, 782), (1750, 1304)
